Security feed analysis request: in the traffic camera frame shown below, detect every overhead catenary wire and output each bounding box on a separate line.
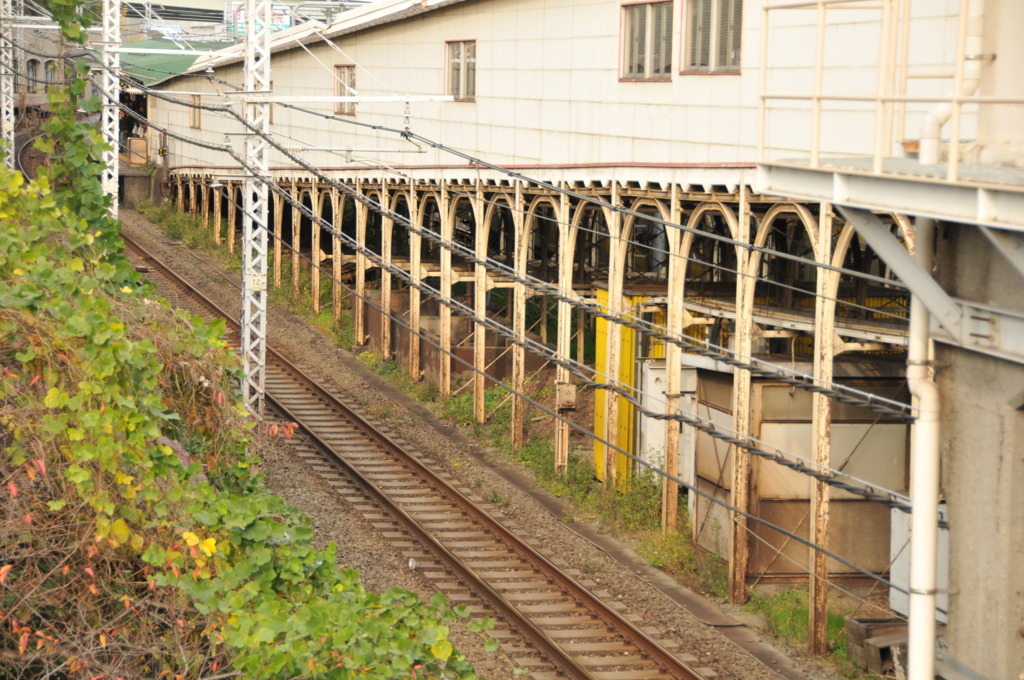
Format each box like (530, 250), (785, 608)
(119, 91), (929, 523)
(95, 55), (909, 323)
(133, 71), (915, 422)
(105, 73), (946, 609)
(128, 78), (916, 425)
(165, 172), (932, 596)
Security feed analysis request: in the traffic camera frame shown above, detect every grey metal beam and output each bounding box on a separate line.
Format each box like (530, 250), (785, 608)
(758, 162), (1024, 233)
(837, 207), (962, 339)
(839, 206), (1024, 365)
(979, 226), (1024, 280)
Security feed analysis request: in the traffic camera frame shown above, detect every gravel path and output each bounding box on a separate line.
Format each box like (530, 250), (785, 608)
(121, 210), (842, 680)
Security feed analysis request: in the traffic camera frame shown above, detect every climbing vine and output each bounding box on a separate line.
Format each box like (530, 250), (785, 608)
(0, 3), (484, 678)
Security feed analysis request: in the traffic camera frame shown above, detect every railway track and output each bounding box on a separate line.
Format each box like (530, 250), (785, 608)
(123, 233), (707, 680)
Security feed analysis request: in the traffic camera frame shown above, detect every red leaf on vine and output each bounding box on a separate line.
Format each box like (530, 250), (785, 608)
(28, 375), (40, 386)
(0, 565), (13, 583)
(32, 459), (46, 476)
(23, 513), (31, 524)
(84, 567), (94, 578)
(6, 482), (16, 498)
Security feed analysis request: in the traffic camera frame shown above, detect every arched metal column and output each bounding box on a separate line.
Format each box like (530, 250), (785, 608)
(290, 180), (301, 293)
(310, 182), (321, 313)
(381, 183), (394, 359)
(554, 188), (578, 474)
(202, 182), (210, 229)
(354, 182), (368, 345)
(472, 181), (488, 423)
(510, 181), (527, 452)
(272, 189), (283, 282)
(226, 183), (237, 254)
(661, 185), (684, 530)
(331, 189), (344, 321)
(213, 181), (224, 246)
(602, 183), (625, 485)
(408, 189), (423, 381)
(439, 182), (453, 394)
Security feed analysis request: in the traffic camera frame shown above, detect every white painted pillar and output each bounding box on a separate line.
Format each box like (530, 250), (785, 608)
(214, 183), (224, 246)
(439, 182), (453, 394)
(511, 182), (527, 452)
(100, 0), (120, 217)
(381, 183), (394, 359)
(662, 186), (684, 530)
(227, 183), (237, 254)
(0, 0), (14, 171)
(311, 181), (321, 314)
(809, 203), (836, 654)
(603, 184), (624, 485)
(473, 182), (488, 424)
(409, 190), (423, 380)
(332, 191), (344, 321)
(354, 182), (368, 345)
(291, 181), (300, 290)
(729, 195), (754, 605)
(554, 188), (577, 474)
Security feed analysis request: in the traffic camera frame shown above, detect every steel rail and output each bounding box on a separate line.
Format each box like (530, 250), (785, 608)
(122, 233), (706, 680)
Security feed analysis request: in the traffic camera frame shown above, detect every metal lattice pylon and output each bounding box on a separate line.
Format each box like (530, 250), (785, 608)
(101, 0), (120, 217)
(0, 0), (14, 169)
(240, 0), (271, 415)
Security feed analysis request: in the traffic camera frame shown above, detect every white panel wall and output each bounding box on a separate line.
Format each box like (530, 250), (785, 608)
(150, 0), (965, 174)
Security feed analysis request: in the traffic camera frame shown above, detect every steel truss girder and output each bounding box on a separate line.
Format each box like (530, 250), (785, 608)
(1, 0), (15, 169)
(240, 0), (271, 415)
(101, 0), (120, 217)
(838, 206), (1024, 365)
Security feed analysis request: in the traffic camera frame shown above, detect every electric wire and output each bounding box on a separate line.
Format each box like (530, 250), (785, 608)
(129, 79), (916, 422)
(94, 66), (913, 423)
(166, 178), (930, 593)
(136, 95), (925, 522)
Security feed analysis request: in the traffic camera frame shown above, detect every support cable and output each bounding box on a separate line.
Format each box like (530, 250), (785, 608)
(135, 79), (914, 420)
(175, 181), (945, 575)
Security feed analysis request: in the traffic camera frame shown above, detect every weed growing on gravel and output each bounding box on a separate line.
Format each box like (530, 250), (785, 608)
(486, 490), (509, 507)
(745, 590), (864, 677)
(638, 528), (698, 574)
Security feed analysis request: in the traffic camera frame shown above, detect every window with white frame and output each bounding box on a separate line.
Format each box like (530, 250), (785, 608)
(622, 2), (673, 80)
(26, 59), (39, 92)
(44, 60), (57, 86)
(189, 95), (201, 129)
(334, 65), (355, 115)
(446, 40), (476, 101)
(684, 0), (742, 73)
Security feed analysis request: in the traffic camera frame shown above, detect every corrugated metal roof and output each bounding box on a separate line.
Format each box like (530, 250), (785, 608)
(119, 39), (238, 86)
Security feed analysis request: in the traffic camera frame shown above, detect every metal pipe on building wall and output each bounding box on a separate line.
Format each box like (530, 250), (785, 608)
(918, 0), (984, 165)
(906, 216), (940, 680)
(910, 2), (984, 676)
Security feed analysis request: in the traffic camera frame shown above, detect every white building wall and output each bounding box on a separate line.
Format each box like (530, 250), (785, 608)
(150, 0), (965, 176)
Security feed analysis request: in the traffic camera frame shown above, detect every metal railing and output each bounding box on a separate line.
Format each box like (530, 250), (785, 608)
(757, 0), (1024, 184)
